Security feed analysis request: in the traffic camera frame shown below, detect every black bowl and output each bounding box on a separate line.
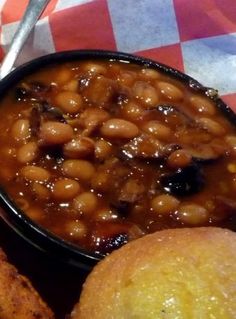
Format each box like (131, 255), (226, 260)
(0, 49), (235, 270)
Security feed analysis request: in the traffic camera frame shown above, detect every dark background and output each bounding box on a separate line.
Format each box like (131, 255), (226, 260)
(0, 217), (88, 319)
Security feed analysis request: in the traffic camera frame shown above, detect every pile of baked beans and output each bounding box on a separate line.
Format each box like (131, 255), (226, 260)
(0, 59), (236, 255)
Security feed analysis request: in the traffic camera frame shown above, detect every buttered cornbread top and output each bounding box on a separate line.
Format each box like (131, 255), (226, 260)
(72, 227), (236, 319)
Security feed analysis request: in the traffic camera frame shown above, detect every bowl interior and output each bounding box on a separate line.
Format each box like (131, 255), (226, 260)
(0, 49), (235, 270)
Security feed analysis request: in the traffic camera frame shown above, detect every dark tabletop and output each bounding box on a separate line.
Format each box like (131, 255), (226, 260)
(0, 217), (88, 319)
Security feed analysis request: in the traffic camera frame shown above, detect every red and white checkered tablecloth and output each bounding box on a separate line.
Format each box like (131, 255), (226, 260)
(0, 0), (236, 110)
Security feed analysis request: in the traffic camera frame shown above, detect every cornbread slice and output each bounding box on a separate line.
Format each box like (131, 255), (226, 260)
(72, 227), (236, 319)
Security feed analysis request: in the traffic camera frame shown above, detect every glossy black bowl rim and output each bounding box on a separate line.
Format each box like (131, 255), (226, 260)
(0, 49), (235, 270)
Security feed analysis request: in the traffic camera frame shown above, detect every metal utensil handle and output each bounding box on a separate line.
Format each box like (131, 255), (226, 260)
(0, 0), (50, 80)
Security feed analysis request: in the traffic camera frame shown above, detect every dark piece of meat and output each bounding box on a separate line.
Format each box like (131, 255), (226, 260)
(29, 101), (66, 136)
(119, 134), (180, 161)
(15, 81), (51, 101)
(161, 163), (205, 196)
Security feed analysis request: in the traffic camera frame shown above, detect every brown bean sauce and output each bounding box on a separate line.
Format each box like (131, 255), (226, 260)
(0, 60), (236, 256)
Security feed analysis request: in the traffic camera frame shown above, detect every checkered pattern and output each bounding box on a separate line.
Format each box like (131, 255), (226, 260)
(0, 0), (236, 110)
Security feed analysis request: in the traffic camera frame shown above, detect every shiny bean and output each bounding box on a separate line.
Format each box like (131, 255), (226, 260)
(225, 135), (236, 153)
(122, 102), (145, 121)
(73, 192), (98, 214)
(140, 68), (160, 80)
(84, 76), (113, 104)
(91, 171), (110, 192)
(151, 194), (180, 215)
(157, 81), (183, 101)
(16, 141), (38, 163)
(83, 63), (107, 75)
(177, 203), (209, 225)
(65, 220), (87, 238)
(55, 68), (72, 85)
(52, 178), (81, 201)
(190, 95), (215, 115)
(227, 163), (236, 173)
(118, 71), (136, 86)
(39, 121), (74, 145)
(11, 119), (30, 141)
(63, 136), (95, 159)
(198, 117), (225, 136)
(32, 182), (50, 200)
(133, 81), (159, 107)
(20, 165), (50, 182)
(80, 108), (110, 130)
(167, 150), (192, 168)
(63, 79), (78, 92)
(142, 121), (171, 140)
(95, 208), (118, 221)
(62, 159), (95, 181)
(55, 91), (83, 114)
(100, 119), (139, 139)
(94, 139), (112, 161)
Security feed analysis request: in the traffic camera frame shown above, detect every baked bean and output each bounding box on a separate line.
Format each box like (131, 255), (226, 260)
(16, 142), (38, 163)
(118, 72), (136, 86)
(157, 81), (183, 101)
(142, 121), (171, 140)
(55, 91), (83, 114)
(11, 119), (30, 141)
(32, 182), (50, 200)
(65, 220), (87, 238)
(227, 163), (236, 173)
(91, 171), (110, 192)
(83, 63), (107, 75)
(55, 68), (72, 85)
(39, 121), (74, 145)
(73, 192), (98, 215)
(63, 136), (95, 159)
(177, 203), (209, 225)
(63, 79), (78, 92)
(167, 150), (192, 169)
(20, 166), (50, 182)
(94, 139), (112, 161)
(84, 76), (113, 104)
(190, 95), (215, 115)
(101, 119), (139, 139)
(150, 194), (180, 215)
(79, 108), (110, 131)
(133, 81), (159, 107)
(52, 178), (81, 201)
(140, 68), (160, 80)
(95, 208), (118, 221)
(198, 117), (225, 136)
(225, 135), (236, 153)
(121, 102), (145, 121)
(62, 159), (95, 181)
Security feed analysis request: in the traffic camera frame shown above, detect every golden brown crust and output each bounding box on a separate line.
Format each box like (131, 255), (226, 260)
(0, 248), (54, 319)
(72, 227), (236, 319)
